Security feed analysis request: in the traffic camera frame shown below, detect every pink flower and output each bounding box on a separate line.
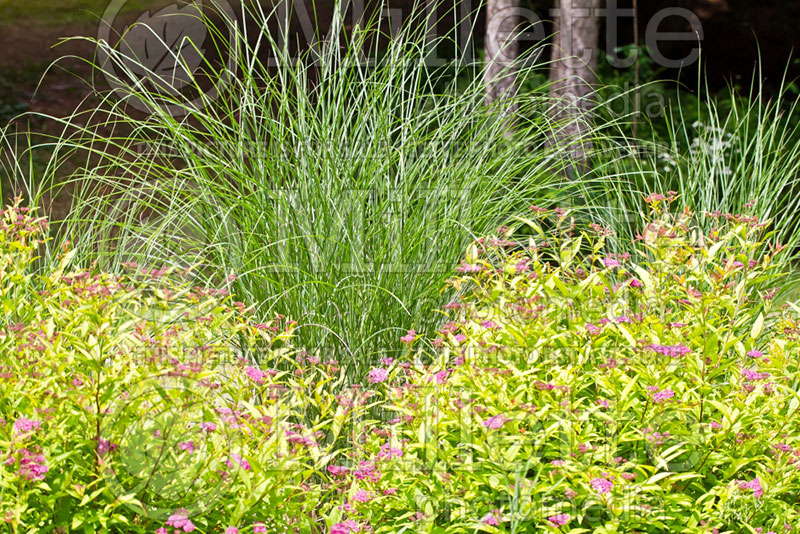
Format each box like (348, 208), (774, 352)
(331, 520), (361, 534)
(482, 414), (508, 429)
(602, 257), (621, 268)
(245, 366), (269, 384)
(738, 477), (764, 498)
(434, 370), (449, 385)
(742, 368), (770, 381)
(651, 389), (675, 404)
(16, 448), (48, 481)
(156, 529), (168, 534)
(380, 357), (394, 366)
(747, 349), (764, 359)
(481, 320), (499, 329)
(72, 377), (83, 387)
(367, 368), (389, 384)
(13, 417), (41, 435)
(225, 528), (239, 534)
(384, 488), (397, 495)
(226, 453), (251, 471)
(166, 510), (196, 532)
(199, 422), (217, 432)
(564, 488), (577, 499)
(353, 489), (372, 502)
(253, 524), (267, 534)
(585, 323), (601, 335)
(378, 442), (404, 460)
(327, 465), (350, 477)
(353, 461), (380, 482)
(96, 438), (118, 456)
(456, 263), (483, 273)
(400, 330), (417, 343)
(548, 514), (570, 526)
(648, 343), (691, 357)
(177, 441), (195, 454)
(590, 477), (614, 495)
(644, 193), (667, 203)
(482, 510), (501, 526)
(628, 278), (643, 287)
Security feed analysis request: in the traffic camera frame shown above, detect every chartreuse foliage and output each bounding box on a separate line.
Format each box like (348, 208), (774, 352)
(2, 195), (800, 533)
(0, 199), (350, 533)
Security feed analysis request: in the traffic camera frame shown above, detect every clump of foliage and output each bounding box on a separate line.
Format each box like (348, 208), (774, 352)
(3, 195), (800, 534)
(0, 199), (353, 533)
(345, 195), (800, 532)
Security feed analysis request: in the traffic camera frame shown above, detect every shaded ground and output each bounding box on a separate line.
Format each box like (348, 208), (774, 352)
(0, 19), (98, 219)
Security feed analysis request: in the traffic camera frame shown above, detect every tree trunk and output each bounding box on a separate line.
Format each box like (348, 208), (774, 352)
(549, 0), (600, 177)
(484, 0), (521, 110)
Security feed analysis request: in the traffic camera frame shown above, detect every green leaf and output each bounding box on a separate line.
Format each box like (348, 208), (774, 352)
(750, 312), (764, 340)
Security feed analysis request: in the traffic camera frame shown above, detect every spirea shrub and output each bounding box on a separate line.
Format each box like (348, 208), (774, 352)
(350, 195), (799, 533)
(0, 200), (364, 533)
(3, 195), (800, 534)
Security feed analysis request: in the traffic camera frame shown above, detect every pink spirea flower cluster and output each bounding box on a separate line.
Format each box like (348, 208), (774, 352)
(353, 489), (372, 502)
(199, 421), (217, 432)
(177, 441), (195, 454)
(548, 513), (570, 526)
(377, 442), (403, 460)
(647, 343), (691, 357)
(353, 461), (380, 482)
(13, 448), (48, 481)
(327, 464), (350, 477)
(742, 368), (770, 381)
(166, 510), (195, 532)
(651, 388), (675, 404)
(455, 263), (483, 273)
(97, 438), (118, 456)
(433, 370), (449, 385)
(482, 414), (508, 429)
(590, 477), (614, 495)
(226, 452), (251, 471)
(739, 477), (764, 498)
(481, 510), (502, 526)
(331, 519), (361, 533)
(400, 330), (417, 343)
(13, 417), (41, 435)
(244, 366), (275, 385)
(367, 368), (389, 384)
